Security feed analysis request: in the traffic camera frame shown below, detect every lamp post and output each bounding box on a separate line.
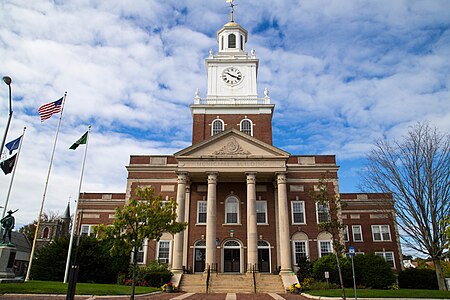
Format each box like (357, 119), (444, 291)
(1, 76), (13, 157)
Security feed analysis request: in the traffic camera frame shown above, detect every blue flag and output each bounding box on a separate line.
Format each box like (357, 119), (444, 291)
(5, 135), (22, 155)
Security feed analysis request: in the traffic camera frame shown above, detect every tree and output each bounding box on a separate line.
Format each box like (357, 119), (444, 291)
(31, 236), (129, 283)
(310, 173), (347, 299)
(360, 122), (449, 290)
(96, 187), (187, 300)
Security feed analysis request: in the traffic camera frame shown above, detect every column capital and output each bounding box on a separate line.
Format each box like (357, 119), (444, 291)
(276, 172), (287, 184)
(207, 172), (218, 184)
(246, 172), (256, 184)
(177, 172), (189, 184)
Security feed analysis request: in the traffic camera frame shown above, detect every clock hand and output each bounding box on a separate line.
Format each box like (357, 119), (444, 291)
(226, 72), (239, 79)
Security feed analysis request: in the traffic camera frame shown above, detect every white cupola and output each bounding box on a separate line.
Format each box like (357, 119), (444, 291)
(217, 21), (248, 54)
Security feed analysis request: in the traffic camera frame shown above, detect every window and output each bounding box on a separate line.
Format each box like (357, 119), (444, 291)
(80, 225), (95, 237)
(343, 225), (349, 242)
(42, 227), (49, 239)
(197, 201), (207, 224)
(228, 33), (236, 48)
(212, 119), (224, 136)
(256, 201), (267, 224)
(157, 240), (171, 264)
(292, 241), (308, 265)
(240, 35), (244, 50)
(221, 36), (224, 51)
(372, 225), (391, 241)
(291, 201), (305, 224)
(134, 243), (145, 264)
(225, 196), (239, 224)
(316, 202), (329, 223)
(318, 240), (332, 257)
(375, 251), (395, 268)
(240, 119), (252, 136)
(352, 225), (363, 242)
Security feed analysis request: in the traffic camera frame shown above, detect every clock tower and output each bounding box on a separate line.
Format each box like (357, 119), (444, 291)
(191, 11), (275, 145)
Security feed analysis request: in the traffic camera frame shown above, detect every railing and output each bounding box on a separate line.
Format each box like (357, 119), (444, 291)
(206, 265), (210, 293)
(252, 264), (257, 294)
(194, 97), (271, 105)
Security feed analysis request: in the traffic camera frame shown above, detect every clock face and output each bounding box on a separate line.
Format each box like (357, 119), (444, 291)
(222, 67), (243, 85)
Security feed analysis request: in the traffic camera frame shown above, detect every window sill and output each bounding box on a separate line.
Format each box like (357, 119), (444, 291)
(222, 223), (242, 226)
(195, 223), (206, 226)
(257, 223), (270, 226)
(292, 223), (306, 225)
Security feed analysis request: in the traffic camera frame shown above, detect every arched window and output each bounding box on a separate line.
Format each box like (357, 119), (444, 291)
(221, 36), (224, 51)
(42, 227), (49, 239)
(225, 196), (239, 224)
(212, 119), (224, 136)
(228, 34), (236, 48)
(240, 119), (252, 136)
(240, 35), (244, 50)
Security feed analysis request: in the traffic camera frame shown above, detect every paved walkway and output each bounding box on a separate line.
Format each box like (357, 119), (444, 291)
(0, 293), (310, 300)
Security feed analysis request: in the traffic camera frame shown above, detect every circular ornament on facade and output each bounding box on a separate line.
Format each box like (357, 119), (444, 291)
(222, 67), (243, 85)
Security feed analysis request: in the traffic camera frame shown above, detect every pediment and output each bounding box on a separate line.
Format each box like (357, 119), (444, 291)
(175, 129), (289, 159)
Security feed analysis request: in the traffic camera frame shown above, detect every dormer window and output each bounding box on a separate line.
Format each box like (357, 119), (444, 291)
(240, 119), (253, 136)
(212, 119), (224, 136)
(228, 33), (236, 48)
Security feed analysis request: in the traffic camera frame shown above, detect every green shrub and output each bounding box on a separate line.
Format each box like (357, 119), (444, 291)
(307, 280), (340, 290)
(398, 268), (438, 290)
(312, 254), (352, 287)
(125, 261), (172, 287)
(353, 254), (395, 289)
(296, 257), (314, 282)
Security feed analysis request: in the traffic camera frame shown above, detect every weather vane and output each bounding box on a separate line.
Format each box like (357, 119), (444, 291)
(226, 0), (237, 22)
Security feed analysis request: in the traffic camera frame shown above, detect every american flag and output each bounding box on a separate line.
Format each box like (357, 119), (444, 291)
(38, 97), (63, 122)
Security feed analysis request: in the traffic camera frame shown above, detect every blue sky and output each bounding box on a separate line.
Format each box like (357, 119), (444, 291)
(0, 0), (449, 236)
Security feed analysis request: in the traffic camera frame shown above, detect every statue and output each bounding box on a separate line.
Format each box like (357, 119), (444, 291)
(1, 209), (16, 244)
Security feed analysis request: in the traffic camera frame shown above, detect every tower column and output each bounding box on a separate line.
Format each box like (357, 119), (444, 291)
(205, 172), (218, 272)
(276, 172), (292, 274)
(171, 172), (188, 274)
(246, 172), (258, 272)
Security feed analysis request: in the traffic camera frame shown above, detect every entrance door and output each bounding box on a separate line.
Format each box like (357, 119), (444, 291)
(224, 249), (240, 273)
(194, 248), (206, 273)
(258, 248), (270, 273)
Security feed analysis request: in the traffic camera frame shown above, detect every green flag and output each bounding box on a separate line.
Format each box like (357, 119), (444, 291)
(70, 131), (88, 150)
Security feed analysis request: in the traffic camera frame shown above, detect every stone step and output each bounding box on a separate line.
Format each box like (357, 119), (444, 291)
(178, 274), (206, 293)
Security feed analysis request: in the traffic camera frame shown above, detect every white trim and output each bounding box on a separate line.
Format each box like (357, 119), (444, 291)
(316, 202), (330, 224)
(257, 240), (272, 273)
(225, 195), (240, 224)
(256, 200), (268, 224)
(292, 240), (309, 265)
(371, 225), (392, 241)
(239, 118), (253, 136)
(352, 225), (363, 242)
(156, 240), (172, 265)
(221, 238), (243, 273)
(193, 240), (206, 273)
(375, 251), (396, 269)
(317, 240), (333, 257)
(211, 119), (224, 136)
(197, 200), (207, 224)
(291, 201), (306, 224)
(80, 224), (96, 237)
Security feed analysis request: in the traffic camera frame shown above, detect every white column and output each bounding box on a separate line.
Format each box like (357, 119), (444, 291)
(182, 182), (191, 270)
(205, 172), (218, 272)
(277, 172), (292, 274)
(171, 172), (188, 274)
(246, 172), (258, 272)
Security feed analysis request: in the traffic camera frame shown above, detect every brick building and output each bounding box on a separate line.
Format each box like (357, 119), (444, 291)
(77, 11), (402, 289)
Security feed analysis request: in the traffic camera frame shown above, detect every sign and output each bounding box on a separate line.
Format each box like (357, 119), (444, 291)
(349, 246), (355, 257)
(324, 271), (329, 279)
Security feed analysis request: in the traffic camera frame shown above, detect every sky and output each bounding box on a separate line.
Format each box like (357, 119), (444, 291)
(0, 0), (449, 236)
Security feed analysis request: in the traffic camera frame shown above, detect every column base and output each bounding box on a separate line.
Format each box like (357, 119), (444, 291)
(204, 263), (217, 273)
(247, 263), (258, 273)
(171, 268), (184, 275)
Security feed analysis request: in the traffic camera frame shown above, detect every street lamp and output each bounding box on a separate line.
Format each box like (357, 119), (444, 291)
(1, 76), (13, 157)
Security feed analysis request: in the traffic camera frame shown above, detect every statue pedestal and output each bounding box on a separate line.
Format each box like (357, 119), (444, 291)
(0, 244), (22, 283)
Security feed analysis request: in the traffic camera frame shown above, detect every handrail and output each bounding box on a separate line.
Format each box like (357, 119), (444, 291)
(206, 265), (210, 293)
(194, 97), (271, 105)
(252, 264), (257, 294)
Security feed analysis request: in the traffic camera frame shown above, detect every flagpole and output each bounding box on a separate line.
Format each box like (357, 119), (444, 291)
(25, 92), (67, 282)
(64, 125), (91, 283)
(1, 127), (26, 219)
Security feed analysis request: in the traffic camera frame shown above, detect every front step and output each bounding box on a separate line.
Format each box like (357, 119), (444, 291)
(256, 274), (285, 293)
(178, 274), (205, 293)
(209, 274), (254, 293)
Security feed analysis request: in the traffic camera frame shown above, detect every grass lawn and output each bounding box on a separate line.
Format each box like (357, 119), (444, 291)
(0, 280), (160, 295)
(306, 288), (450, 298)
